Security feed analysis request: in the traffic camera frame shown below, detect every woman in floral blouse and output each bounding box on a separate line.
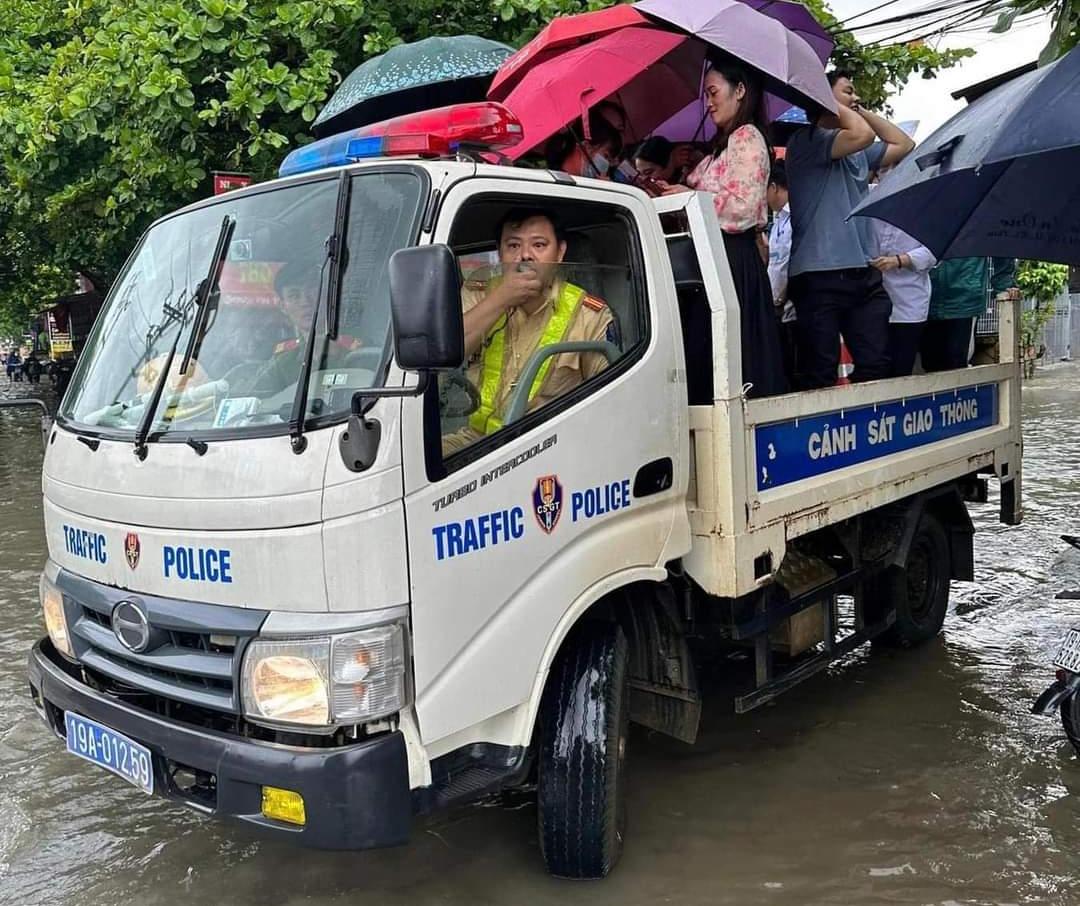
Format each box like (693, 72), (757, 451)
(666, 56), (787, 398)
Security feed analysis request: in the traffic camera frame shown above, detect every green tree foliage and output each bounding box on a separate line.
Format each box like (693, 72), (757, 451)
(1017, 260), (1070, 304)
(992, 0), (1078, 64)
(1017, 260), (1068, 355)
(0, 0), (970, 324)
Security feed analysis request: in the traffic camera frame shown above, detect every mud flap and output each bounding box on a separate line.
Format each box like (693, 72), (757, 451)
(618, 587), (701, 745)
(890, 486), (975, 581)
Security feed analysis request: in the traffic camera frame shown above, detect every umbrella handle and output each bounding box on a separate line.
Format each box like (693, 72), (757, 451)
(915, 134), (964, 171)
(580, 89), (597, 140)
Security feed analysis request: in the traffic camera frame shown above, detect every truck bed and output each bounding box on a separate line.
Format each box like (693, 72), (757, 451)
(654, 193), (1023, 599)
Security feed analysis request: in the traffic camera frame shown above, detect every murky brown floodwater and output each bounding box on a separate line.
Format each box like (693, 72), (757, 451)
(4, 365), (1080, 906)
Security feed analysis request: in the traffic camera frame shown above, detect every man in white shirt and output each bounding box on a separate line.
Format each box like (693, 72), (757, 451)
(867, 212), (937, 377)
(766, 162), (793, 318)
(766, 162), (797, 381)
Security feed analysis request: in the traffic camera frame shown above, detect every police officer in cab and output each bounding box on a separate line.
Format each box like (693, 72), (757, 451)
(443, 208), (617, 454)
(253, 259), (361, 393)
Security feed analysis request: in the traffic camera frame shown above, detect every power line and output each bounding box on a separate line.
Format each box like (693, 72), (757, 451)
(946, 9), (1045, 33)
(864, 0), (997, 44)
(834, 0), (911, 28)
(881, 5), (997, 44)
(830, 0), (992, 34)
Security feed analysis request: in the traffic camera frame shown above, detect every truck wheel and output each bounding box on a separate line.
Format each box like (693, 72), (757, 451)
(872, 513), (951, 647)
(1061, 692), (1080, 756)
(537, 622), (630, 880)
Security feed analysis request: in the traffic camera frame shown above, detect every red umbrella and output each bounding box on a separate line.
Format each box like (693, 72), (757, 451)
(488, 5), (651, 101)
(499, 26), (705, 160)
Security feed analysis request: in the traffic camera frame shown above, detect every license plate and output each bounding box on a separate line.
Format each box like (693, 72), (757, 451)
(64, 712), (154, 794)
(1054, 628), (1080, 673)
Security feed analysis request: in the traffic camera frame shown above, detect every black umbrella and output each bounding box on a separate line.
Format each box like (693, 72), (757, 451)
(313, 35), (514, 138)
(850, 45), (1080, 265)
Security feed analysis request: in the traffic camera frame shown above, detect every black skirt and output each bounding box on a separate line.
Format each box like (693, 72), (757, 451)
(722, 229), (789, 399)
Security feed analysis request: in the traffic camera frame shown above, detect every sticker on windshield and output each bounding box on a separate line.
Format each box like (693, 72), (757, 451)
(321, 373), (349, 387)
(214, 397), (259, 428)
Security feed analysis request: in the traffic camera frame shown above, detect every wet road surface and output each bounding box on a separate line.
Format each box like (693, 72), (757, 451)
(3, 366), (1080, 905)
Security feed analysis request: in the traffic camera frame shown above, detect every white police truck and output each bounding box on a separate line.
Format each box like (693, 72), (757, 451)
(24, 103), (1023, 879)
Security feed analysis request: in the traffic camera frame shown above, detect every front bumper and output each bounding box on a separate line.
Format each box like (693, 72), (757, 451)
(28, 639), (412, 850)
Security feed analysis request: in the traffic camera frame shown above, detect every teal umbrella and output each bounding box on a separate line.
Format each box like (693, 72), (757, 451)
(313, 35), (514, 138)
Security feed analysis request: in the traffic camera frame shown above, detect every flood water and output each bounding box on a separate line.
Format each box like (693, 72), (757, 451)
(3, 366), (1080, 906)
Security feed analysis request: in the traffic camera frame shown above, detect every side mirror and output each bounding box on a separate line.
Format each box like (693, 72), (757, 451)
(388, 244), (464, 372)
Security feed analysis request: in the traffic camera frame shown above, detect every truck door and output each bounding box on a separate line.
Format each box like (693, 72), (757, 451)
(400, 179), (690, 747)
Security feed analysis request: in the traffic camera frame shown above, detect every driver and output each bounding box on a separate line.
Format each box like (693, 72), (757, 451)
(253, 259), (362, 393)
(443, 208), (617, 454)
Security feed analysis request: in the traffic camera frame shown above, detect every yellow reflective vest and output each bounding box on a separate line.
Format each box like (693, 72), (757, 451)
(469, 281), (586, 436)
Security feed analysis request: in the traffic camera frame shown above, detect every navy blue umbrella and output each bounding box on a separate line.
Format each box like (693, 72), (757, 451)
(313, 35), (514, 138)
(851, 46), (1080, 265)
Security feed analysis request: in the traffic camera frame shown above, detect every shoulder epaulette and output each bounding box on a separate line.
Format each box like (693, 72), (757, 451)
(582, 294), (608, 312)
(274, 338), (300, 355)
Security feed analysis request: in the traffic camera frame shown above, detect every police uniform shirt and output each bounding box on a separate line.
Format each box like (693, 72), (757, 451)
(257, 333), (361, 392)
(443, 276), (614, 453)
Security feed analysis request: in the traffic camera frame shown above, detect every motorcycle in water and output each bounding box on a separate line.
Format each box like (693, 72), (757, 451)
(1033, 535), (1080, 754)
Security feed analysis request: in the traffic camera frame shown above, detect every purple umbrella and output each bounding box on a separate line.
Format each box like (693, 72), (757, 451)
(635, 0), (837, 116)
(738, 0), (833, 65)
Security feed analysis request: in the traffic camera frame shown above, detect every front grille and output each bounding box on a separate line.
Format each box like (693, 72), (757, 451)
(57, 570), (266, 715)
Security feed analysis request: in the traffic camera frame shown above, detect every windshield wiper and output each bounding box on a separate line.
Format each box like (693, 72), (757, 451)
(289, 170), (349, 454)
(132, 305), (187, 460)
(180, 214), (235, 376)
(132, 215), (233, 458)
(326, 170), (351, 340)
(288, 251), (331, 454)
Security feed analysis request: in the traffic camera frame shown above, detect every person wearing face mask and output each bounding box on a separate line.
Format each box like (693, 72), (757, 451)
(444, 208), (616, 454)
(665, 54), (787, 398)
(545, 111), (623, 180)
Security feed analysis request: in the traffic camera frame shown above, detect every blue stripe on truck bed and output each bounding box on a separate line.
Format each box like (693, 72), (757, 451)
(754, 383), (998, 491)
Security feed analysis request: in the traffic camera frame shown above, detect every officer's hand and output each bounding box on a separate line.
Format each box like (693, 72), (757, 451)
(500, 264), (544, 308)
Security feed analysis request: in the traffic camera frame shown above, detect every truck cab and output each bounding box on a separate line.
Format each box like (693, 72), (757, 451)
(27, 103), (1023, 879)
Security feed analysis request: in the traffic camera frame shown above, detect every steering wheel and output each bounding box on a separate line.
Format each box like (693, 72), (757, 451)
(342, 348), (385, 371)
(503, 341), (619, 426)
(439, 370), (482, 418)
(221, 361), (268, 395)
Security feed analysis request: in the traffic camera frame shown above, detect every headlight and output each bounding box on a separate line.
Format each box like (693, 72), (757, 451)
(241, 623), (407, 730)
(40, 573), (73, 658)
(240, 638), (331, 727)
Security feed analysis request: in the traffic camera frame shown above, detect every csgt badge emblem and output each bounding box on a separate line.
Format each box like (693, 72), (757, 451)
(124, 532), (141, 570)
(112, 600), (151, 653)
(532, 474), (564, 534)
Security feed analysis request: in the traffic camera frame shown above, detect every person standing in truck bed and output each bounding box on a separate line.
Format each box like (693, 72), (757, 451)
(784, 70), (915, 389)
(665, 54), (788, 398)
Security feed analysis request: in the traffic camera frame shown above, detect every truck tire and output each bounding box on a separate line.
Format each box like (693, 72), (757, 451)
(537, 622), (630, 880)
(871, 512), (951, 647)
(1061, 692), (1080, 756)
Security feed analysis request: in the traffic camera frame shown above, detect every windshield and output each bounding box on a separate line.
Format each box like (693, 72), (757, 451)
(62, 170), (424, 438)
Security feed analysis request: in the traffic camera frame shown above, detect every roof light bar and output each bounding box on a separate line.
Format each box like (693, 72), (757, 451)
(279, 102), (523, 178)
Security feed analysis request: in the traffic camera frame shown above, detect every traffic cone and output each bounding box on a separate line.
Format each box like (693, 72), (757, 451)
(836, 338), (854, 385)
